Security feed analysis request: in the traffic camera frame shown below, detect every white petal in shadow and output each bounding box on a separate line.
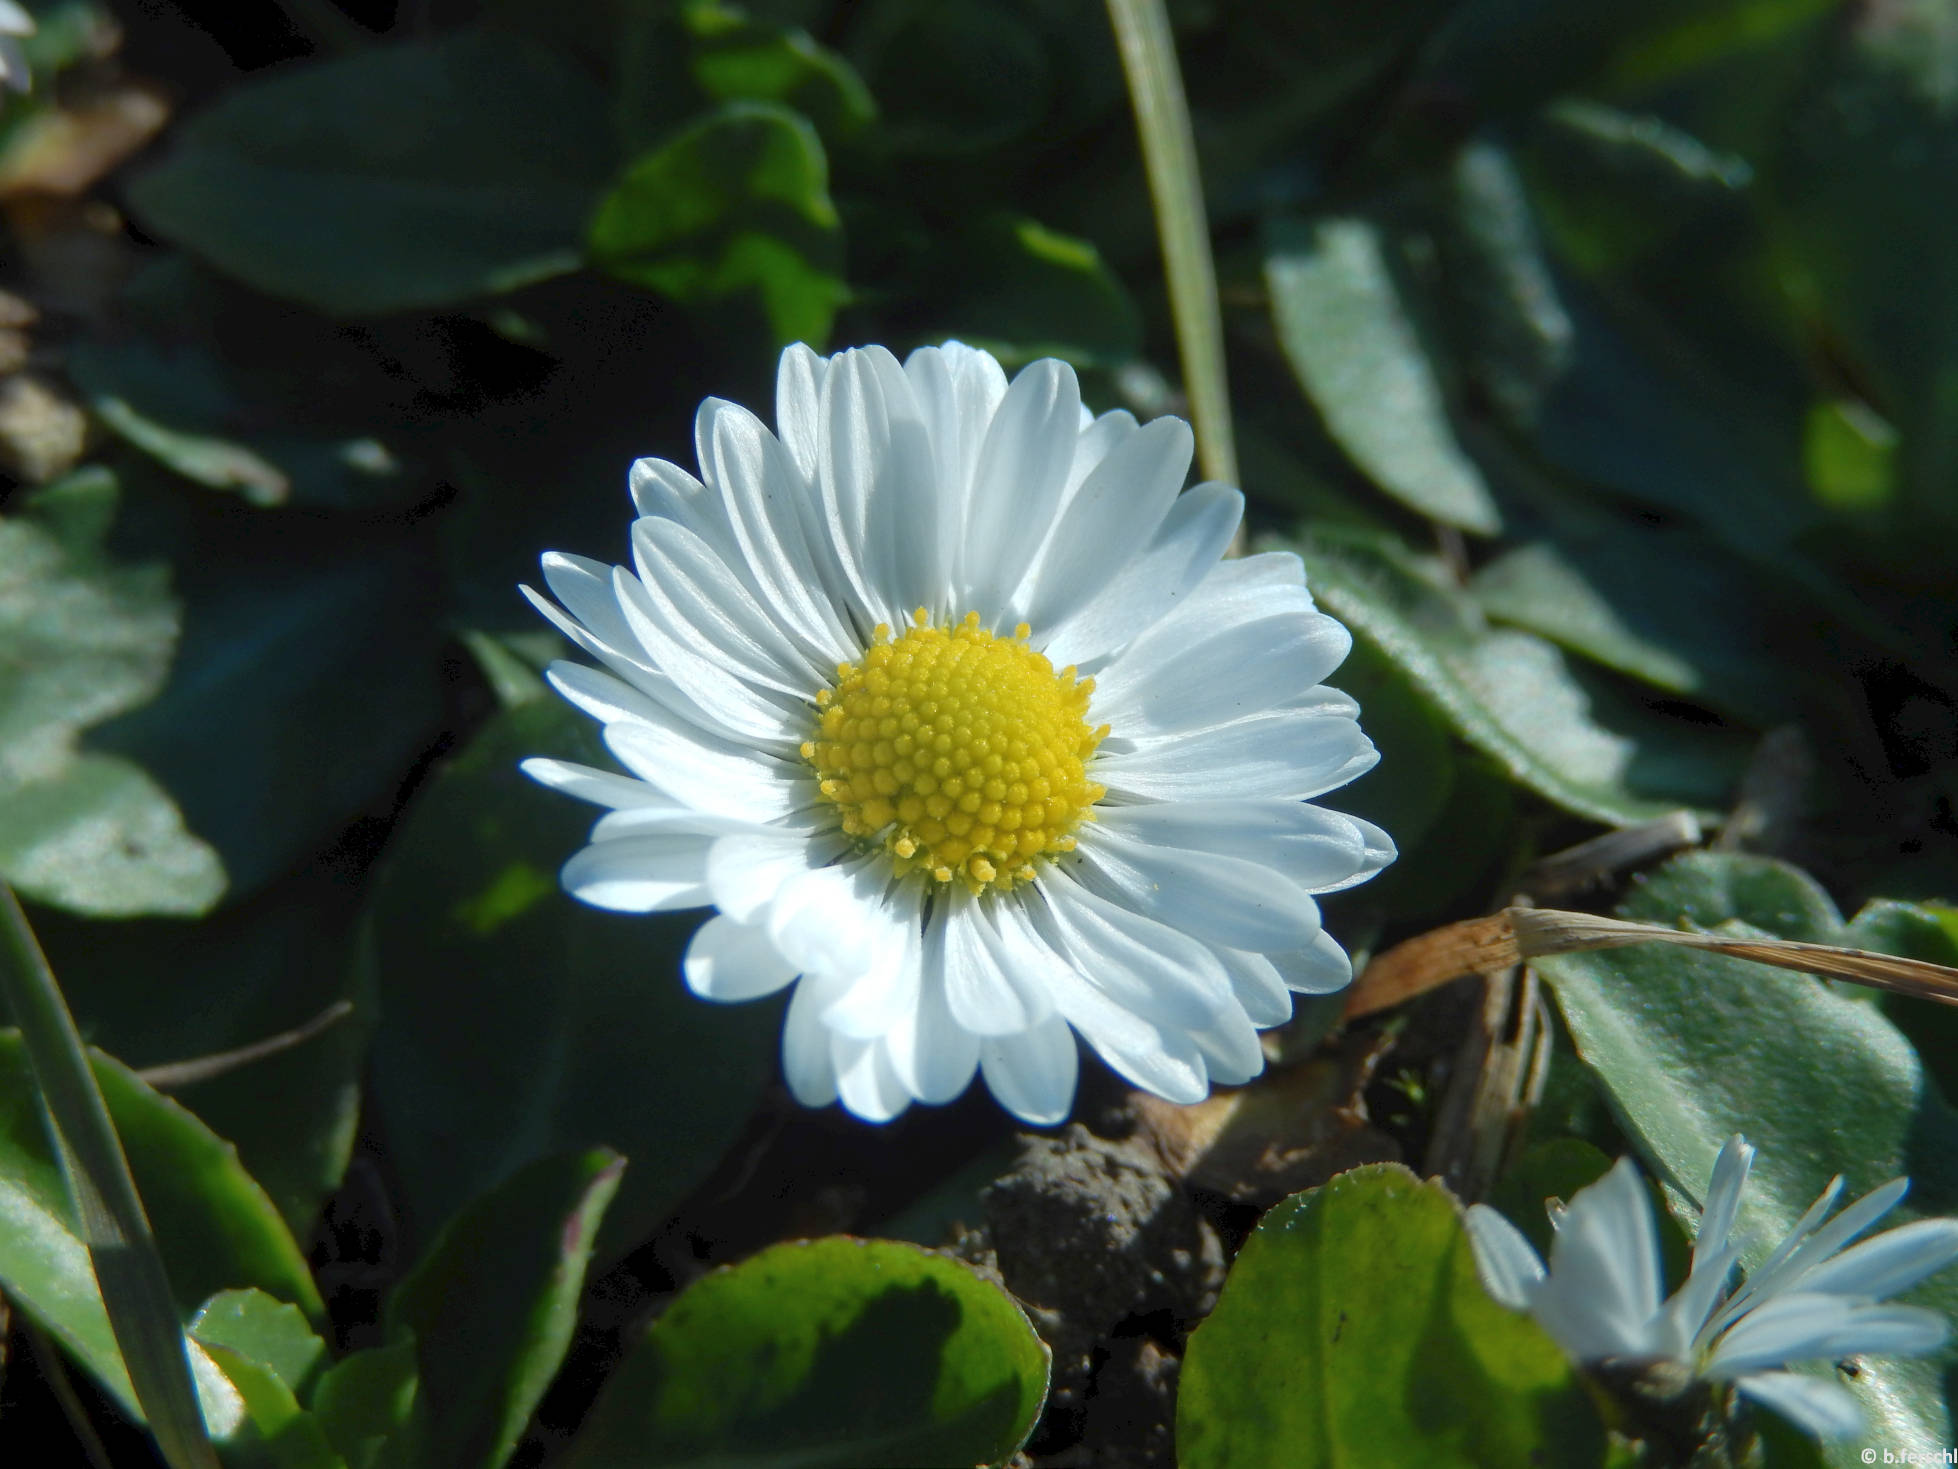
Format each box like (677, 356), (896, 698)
(1464, 1204), (1547, 1312)
(683, 915), (801, 1001)
(979, 1014), (1079, 1126)
(1733, 1371), (1864, 1440)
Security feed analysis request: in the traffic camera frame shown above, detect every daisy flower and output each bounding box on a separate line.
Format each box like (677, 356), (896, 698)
(521, 341), (1392, 1125)
(1466, 1135), (1958, 1439)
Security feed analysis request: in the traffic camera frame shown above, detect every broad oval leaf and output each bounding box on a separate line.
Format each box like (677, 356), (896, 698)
(1293, 528), (1746, 826)
(588, 101), (845, 349)
(126, 30), (615, 315)
(1266, 214), (1500, 535)
(0, 474), (223, 917)
(1536, 852), (1958, 1465)
(362, 697), (780, 1259)
(567, 1236), (1049, 1469)
(1178, 1163), (1604, 1468)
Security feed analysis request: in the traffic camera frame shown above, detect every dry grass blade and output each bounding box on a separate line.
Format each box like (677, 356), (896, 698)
(1506, 907), (1958, 1007)
(1346, 906), (1958, 1020)
(136, 998), (355, 1090)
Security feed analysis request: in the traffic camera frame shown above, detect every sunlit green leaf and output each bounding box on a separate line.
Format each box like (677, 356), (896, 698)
(567, 1236), (1049, 1469)
(1266, 215), (1500, 535)
(684, 0), (874, 140)
(589, 100), (845, 348)
(1292, 528), (1747, 826)
(189, 1289), (326, 1402)
(126, 30), (614, 315)
(0, 472), (223, 918)
(1178, 1164), (1605, 1467)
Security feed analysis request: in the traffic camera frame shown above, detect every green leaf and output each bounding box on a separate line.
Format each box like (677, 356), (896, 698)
(1468, 526), (1801, 722)
(0, 474), (224, 918)
(91, 529), (446, 902)
(125, 30), (615, 315)
(1292, 528), (1747, 826)
(1266, 215), (1501, 535)
(589, 100), (845, 348)
(566, 1236), (1049, 1469)
(67, 339), (407, 512)
(1535, 852), (1958, 1464)
(1177, 1163), (1605, 1468)
(0, 890), (218, 1468)
(925, 213), (1141, 367)
(363, 697), (780, 1259)
(196, 1343), (344, 1469)
(384, 1148), (623, 1469)
(683, 0), (875, 140)
(30, 865), (368, 1234)
(311, 1341), (417, 1469)
(846, 0), (1049, 157)
(189, 1289), (326, 1401)
(1802, 396), (1899, 513)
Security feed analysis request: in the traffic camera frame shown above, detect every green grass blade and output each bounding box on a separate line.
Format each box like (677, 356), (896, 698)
(0, 885), (221, 1469)
(1105, 0), (1237, 489)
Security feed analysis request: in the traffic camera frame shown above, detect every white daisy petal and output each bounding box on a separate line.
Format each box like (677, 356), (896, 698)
(979, 1015), (1079, 1126)
(1017, 415), (1193, 633)
(1191, 1002), (1266, 1086)
(1786, 1217), (1958, 1302)
(628, 456), (731, 545)
(1033, 870), (1235, 1031)
(1097, 703), (1379, 802)
(527, 341), (1393, 1124)
(820, 347), (942, 623)
(560, 836), (712, 912)
(903, 341), (1005, 538)
(699, 399), (856, 663)
(1071, 827), (1324, 952)
(1217, 947), (1294, 1027)
(1707, 1296), (1947, 1378)
(960, 358), (1081, 616)
(1097, 800), (1394, 894)
(885, 923), (979, 1105)
(1267, 930), (1355, 994)
(1531, 1159), (1668, 1361)
(604, 719), (805, 823)
(1698, 1136), (1756, 1268)
(775, 342), (829, 484)
(520, 758), (678, 811)
(1465, 1203), (1548, 1312)
(1042, 482), (1242, 673)
(833, 1034), (913, 1123)
(630, 515), (826, 691)
(936, 889), (1050, 1037)
(1733, 1372), (1865, 1440)
(683, 915), (802, 1001)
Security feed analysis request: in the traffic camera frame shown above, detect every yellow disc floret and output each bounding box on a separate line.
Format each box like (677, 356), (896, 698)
(803, 610), (1109, 893)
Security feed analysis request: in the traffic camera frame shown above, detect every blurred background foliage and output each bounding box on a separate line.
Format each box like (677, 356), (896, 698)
(4, 0), (1958, 1464)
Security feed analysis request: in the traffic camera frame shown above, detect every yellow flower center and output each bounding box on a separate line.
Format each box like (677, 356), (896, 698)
(803, 610), (1109, 893)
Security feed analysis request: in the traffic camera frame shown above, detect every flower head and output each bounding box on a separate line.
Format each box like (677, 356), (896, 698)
(522, 341), (1392, 1124)
(1466, 1135), (1958, 1438)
